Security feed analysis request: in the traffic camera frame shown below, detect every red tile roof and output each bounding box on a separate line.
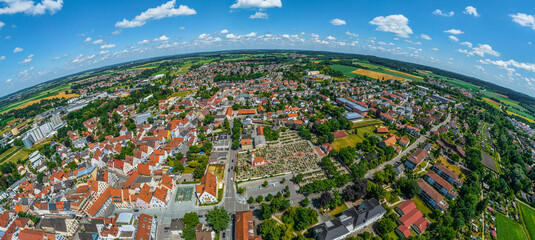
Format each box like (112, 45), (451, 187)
(196, 172), (217, 198)
(235, 211), (261, 240)
(396, 200), (416, 216)
(138, 163), (151, 176)
(87, 187), (111, 217)
(135, 213), (153, 240)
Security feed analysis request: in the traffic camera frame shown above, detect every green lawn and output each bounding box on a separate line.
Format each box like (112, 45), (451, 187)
(327, 204), (349, 217)
(518, 201), (535, 240)
(0, 147), (18, 160)
(496, 213), (528, 240)
(169, 90), (191, 99)
(352, 119), (382, 128)
(332, 133), (363, 150)
(355, 125), (378, 139)
(411, 196), (434, 221)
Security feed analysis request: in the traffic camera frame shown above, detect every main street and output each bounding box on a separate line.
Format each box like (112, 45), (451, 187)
(364, 112), (452, 179)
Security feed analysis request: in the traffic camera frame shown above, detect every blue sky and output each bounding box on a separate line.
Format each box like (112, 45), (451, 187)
(1, 0), (535, 97)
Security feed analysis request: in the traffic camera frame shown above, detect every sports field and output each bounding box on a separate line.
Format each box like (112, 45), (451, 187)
(496, 213), (528, 240)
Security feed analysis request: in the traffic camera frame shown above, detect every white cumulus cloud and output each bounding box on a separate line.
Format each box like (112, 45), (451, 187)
(449, 35), (459, 42)
(18, 54), (34, 64)
(330, 18), (346, 26)
(0, 0), (63, 15)
(0, 56), (5, 60)
(444, 29), (463, 35)
(92, 39), (103, 44)
(245, 32), (257, 37)
(115, 0), (196, 28)
(510, 13), (535, 30)
(345, 31), (358, 38)
(153, 35), (170, 42)
(220, 29), (229, 34)
(13, 47), (23, 53)
(459, 44), (500, 57)
(100, 44), (116, 49)
(326, 36), (336, 41)
(230, 0), (282, 9)
(249, 12), (268, 19)
(84, 37), (92, 42)
(433, 9), (454, 17)
(478, 59), (535, 73)
(420, 34), (431, 40)
(464, 6), (479, 17)
(472, 44), (500, 57)
(460, 41), (473, 48)
(138, 39), (150, 44)
(6, 79), (12, 83)
(369, 14), (413, 38)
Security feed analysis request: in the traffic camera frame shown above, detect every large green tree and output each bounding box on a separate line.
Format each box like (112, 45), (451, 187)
(206, 207), (230, 233)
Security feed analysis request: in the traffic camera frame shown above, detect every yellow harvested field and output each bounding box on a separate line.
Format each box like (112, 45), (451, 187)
(15, 92), (79, 110)
(351, 69), (404, 81)
(507, 111), (535, 123)
(386, 69), (423, 79)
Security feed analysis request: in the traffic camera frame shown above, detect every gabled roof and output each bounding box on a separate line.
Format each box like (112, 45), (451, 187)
(196, 172), (217, 198)
(138, 164), (151, 176)
(87, 187), (111, 217)
(152, 187), (168, 203)
(396, 200), (416, 216)
(235, 211), (261, 240)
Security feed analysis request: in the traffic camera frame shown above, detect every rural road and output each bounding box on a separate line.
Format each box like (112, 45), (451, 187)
(364, 112), (452, 179)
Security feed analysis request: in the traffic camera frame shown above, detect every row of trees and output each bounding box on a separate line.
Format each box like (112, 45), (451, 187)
(231, 118), (242, 149)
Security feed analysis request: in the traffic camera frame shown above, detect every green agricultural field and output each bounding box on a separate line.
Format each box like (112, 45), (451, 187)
(508, 107), (535, 122)
(481, 90), (520, 106)
(481, 90), (535, 121)
(0, 84), (71, 114)
(330, 64), (359, 77)
(353, 61), (382, 69)
(518, 201), (535, 240)
(496, 213), (528, 240)
(442, 78), (482, 91)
